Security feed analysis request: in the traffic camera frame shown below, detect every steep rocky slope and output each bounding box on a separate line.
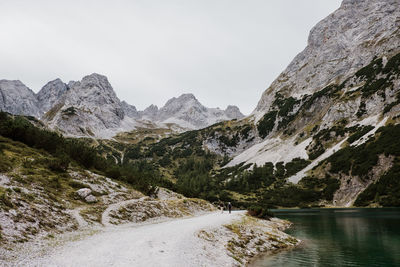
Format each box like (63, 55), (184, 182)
(0, 80), (40, 117)
(229, 0), (400, 207)
(254, 0), (399, 118)
(121, 100), (140, 118)
(43, 73), (129, 138)
(36, 79), (69, 115)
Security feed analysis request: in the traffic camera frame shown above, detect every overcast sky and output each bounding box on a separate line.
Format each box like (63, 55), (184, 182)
(0, 0), (342, 114)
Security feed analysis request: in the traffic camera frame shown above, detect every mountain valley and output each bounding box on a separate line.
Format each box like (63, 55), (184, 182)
(1, 0), (400, 265)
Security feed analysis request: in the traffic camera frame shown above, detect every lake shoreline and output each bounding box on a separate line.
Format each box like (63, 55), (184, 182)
(249, 208), (400, 266)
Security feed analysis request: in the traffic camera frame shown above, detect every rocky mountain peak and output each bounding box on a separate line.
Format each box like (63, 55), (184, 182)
(79, 73), (112, 90)
(36, 78), (68, 114)
(176, 93), (197, 101)
(159, 93), (206, 120)
(121, 101), (139, 118)
(154, 93), (244, 129)
(42, 73), (126, 137)
(64, 73), (123, 118)
(141, 104), (159, 120)
(0, 79), (40, 117)
(225, 105), (244, 119)
(254, 0), (400, 118)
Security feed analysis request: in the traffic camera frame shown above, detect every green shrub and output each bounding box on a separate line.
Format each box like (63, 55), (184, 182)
(308, 145), (325, 160)
(219, 134), (239, 147)
(0, 188), (14, 209)
(247, 205), (274, 219)
(355, 163), (400, 207)
(48, 154), (70, 172)
(257, 111), (277, 138)
(61, 107), (77, 116)
(240, 125), (252, 139)
(0, 155), (12, 173)
(68, 180), (87, 189)
(348, 125), (374, 143)
(327, 124), (400, 178)
(285, 158), (310, 177)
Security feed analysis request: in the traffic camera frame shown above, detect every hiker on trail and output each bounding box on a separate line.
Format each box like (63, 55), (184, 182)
(228, 202), (232, 214)
(220, 202), (224, 213)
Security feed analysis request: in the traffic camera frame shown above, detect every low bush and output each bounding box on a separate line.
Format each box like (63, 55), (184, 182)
(257, 111), (277, 138)
(247, 205), (274, 219)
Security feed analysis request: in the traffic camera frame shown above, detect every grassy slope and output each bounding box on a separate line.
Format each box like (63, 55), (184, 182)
(0, 134), (146, 244)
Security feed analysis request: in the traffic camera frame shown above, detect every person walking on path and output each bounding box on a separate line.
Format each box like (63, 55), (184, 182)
(220, 202), (224, 213)
(228, 202), (232, 214)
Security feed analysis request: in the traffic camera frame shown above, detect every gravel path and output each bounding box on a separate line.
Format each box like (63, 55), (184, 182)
(66, 208), (88, 228)
(26, 211), (245, 267)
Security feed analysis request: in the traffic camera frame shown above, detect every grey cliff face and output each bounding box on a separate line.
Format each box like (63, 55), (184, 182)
(254, 0), (400, 116)
(141, 104), (159, 120)
(121, 101), (139, 118)
(158, 93), (207, 121)
(37, 78), (69, 114)
(44, 73), (126, 137)
(225, 105), (244, 120)
(64, 73), (125, 121)
(0, 80), (40, 117)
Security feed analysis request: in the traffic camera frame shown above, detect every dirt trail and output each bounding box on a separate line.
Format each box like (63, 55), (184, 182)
(25, 211), (246, 267)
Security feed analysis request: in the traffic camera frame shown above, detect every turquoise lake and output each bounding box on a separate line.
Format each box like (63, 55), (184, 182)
(250, 208), (400, 267)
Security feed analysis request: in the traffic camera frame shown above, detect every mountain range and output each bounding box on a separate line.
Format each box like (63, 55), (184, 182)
(0, 74), (244, 138)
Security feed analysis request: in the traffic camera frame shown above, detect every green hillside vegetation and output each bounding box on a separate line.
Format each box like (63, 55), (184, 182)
(0, 134), (90, 211)
(0, 112), (169, 196)
(325, 123), (400, 207)
(326, 124), (400, 178)
(256, 52), (400, 140)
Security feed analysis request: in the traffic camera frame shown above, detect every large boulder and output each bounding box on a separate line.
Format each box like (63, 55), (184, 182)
(76, 188), (92, 199)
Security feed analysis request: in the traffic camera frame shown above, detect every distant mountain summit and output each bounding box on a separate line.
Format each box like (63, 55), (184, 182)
(43, 73), (126, 137)
(0, 80), (40, 117)
(37, 78), (69, 114)
(155, 93), (244, 129)
(0, 73), (244, 138)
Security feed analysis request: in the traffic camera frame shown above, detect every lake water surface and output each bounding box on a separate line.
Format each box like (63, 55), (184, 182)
(250, 208), (400, 267)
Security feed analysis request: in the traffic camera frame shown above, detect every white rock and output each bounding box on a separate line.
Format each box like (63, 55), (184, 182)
(84, 195), (97, 203)
(76, 188), (92, 199)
